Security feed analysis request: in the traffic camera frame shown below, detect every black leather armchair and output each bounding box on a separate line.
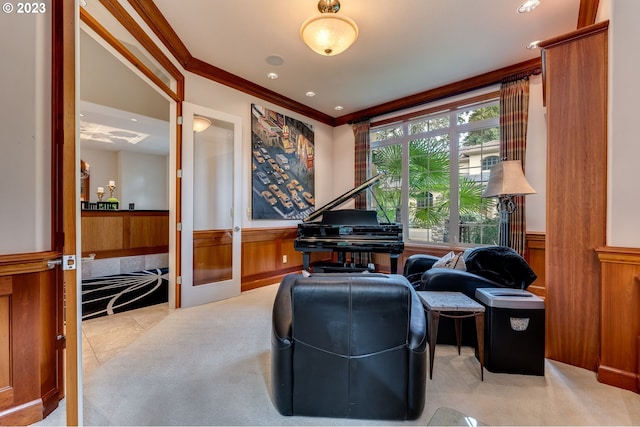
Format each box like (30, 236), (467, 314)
(402, 254), (440, 287)
(271, 273), (427, 420)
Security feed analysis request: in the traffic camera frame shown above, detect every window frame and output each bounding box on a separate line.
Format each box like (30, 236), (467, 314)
(369, 96), (501, 247)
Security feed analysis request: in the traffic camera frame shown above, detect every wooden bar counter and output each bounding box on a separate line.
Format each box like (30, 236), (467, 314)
(81, 210), (169, 259)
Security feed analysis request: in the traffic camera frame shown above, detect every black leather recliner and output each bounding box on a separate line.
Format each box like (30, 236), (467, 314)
(271, 273), (427, 420)
(402, 254), (440, 287)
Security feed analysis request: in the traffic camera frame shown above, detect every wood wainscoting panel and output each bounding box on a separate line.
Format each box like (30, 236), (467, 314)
(10, 273), (43, 408)
(0, 277), (12, 401)
(129, 214), (170, 248)
(193, 230), (232, 286)
(0, 267), (61, 425)
(241, 228), (306, 291)
(81, 210), (169, 259)
(81, 216), (124, 253)
(242, 240), (278, 277)
(596, 247), (640, 393)
(280, 238), (303, 269)
(37, 268), (63, 416)
(525, 232), (546, 299)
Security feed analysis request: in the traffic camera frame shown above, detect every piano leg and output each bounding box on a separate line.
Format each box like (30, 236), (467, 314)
(302, 252), (310, 271)
(390, 254), (399, 274)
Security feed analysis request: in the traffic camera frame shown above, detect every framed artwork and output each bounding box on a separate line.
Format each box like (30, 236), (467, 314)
(251, 104), (315, 220)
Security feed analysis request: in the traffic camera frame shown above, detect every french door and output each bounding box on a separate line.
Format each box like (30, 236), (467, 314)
(0, 1), (79, 424)
(180, 103), (242, 307)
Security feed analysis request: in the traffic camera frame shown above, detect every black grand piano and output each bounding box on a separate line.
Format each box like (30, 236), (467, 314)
(294, 173), (404, 273)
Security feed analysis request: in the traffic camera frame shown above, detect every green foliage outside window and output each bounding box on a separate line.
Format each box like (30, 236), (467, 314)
(370, 101), (500, 245)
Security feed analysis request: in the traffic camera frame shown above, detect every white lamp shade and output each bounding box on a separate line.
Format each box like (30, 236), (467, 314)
(482, 160), (537, 197)
(300, 14), (358, 56)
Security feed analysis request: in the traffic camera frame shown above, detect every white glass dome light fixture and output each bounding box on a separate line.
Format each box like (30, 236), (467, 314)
(193, 116), (212, 133)
(517, 0), (541, 13)
(300, 0), (359, 56)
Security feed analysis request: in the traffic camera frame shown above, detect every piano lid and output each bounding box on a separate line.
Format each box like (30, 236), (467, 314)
(303, 173), (384, 223)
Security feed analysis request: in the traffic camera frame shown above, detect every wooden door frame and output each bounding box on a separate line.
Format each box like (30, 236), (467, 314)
(53, 0), (80, 424)
(57, 2), (185, 423)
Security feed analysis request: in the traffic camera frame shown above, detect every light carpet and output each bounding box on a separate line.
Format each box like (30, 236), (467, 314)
(77, 284), (639, 426)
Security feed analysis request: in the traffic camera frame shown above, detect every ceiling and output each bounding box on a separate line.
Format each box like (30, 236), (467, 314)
(79, 27), (170, 156)
(151, 0), (581, 118)
(80, 0), (584, 155)
(79, 100), (170, 156)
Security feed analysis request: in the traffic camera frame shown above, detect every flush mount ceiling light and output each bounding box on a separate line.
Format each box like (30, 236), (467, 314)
(517, 0), (541, 13)
(193, 116), (211, 133)
(79, 122), (149, 145)
(527, 40), (541, 49)
(300, 0), (359, 56)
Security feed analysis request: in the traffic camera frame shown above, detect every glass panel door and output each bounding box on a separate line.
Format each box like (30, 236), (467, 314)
(181, 103), (241, 307)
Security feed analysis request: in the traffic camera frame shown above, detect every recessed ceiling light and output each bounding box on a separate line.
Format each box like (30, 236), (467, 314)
(527, 40), (541, 49)
(517, 0), (540, 13)
(131, 118), (138, 122)
(306, 91), (316, 97)
(267, 72), (279, 80)
(334, 105), (344, 111)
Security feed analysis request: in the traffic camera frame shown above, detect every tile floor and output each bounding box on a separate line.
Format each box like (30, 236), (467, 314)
(82, 303), (173, 378)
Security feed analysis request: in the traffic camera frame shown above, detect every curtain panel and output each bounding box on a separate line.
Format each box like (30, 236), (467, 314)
(499, 78), (530, 255)
(353, 121), (370, 210)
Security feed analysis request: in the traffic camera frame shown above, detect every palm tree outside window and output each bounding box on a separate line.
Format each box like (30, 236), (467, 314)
(369, 99), (500, 246)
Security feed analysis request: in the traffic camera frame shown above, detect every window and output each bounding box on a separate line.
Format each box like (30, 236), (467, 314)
(482, 155), (500, 170)
(370, 99), (500, 246)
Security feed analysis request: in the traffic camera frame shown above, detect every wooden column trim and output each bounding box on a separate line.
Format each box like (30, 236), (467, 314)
(596, 246), (640, 393)
(53, 0), (79, 423)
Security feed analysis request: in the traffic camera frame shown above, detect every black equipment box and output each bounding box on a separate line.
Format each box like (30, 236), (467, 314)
(475, 288), (545, 376)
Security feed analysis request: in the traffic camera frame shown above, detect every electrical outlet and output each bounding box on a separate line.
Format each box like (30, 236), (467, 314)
(282, 255), (288, 264)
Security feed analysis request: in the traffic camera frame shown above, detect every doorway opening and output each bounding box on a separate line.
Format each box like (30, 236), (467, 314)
(77, 2), (179, 385)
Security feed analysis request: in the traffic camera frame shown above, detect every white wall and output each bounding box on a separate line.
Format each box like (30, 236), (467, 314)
(119, 151), (169, 210)
(524, 74), (547, 232)
(183, 72), (334, 229)
(81, 148), (118, 202)
(81, 148), (168, 210)
(80, 30), (169, 121)
(332, 124), (357, 202)
(0, 12), (51, 255)
(607, 0), (640, 247)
